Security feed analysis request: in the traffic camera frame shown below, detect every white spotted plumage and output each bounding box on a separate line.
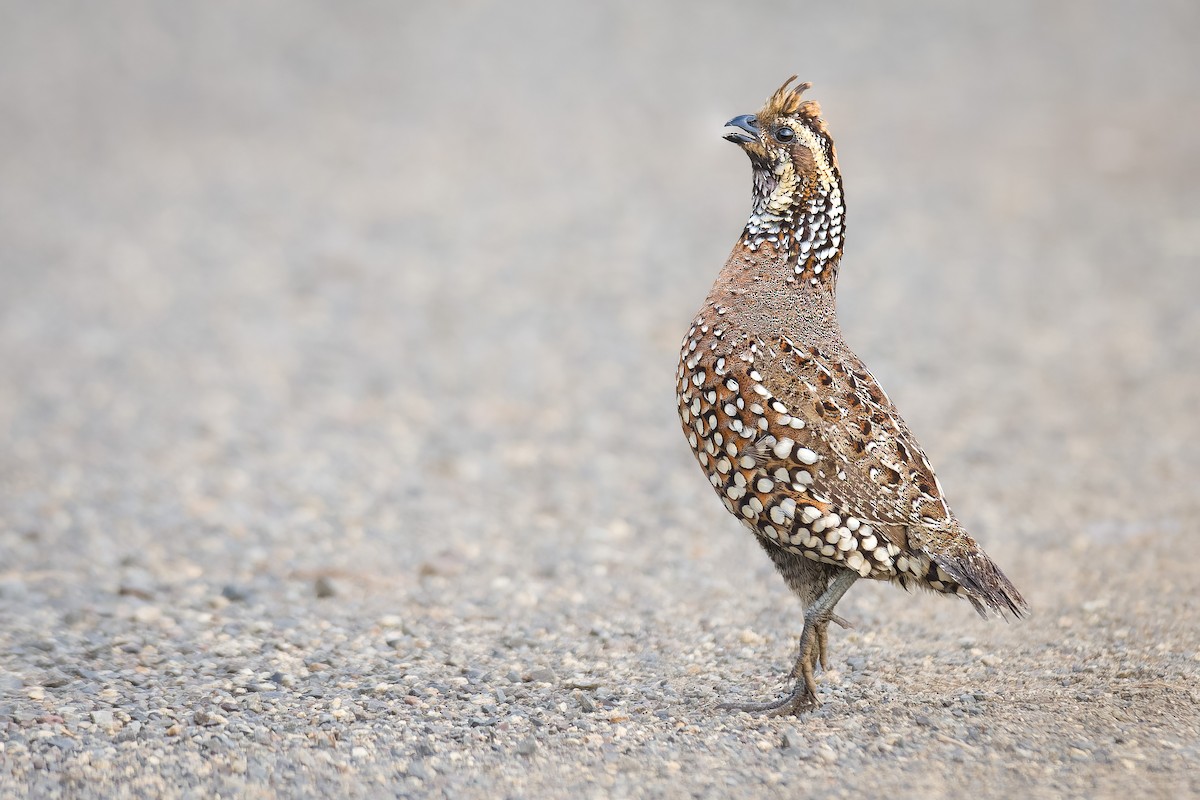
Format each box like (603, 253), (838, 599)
(677, 78), (1027, 622)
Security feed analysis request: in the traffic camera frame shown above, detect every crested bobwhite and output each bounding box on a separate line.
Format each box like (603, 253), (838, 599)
(676, 77), (1027, 715)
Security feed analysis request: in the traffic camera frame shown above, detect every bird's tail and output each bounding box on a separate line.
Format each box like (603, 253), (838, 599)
(929, 542), (1028, 619)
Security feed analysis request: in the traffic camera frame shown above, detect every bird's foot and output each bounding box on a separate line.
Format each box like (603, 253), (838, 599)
(717, 682), (818, 717)
(719, 572), (859, 718)
(720, 609), (852, 717)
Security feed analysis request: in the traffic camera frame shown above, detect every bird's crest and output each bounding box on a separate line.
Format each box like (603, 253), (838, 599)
(761, 76), (821, 123)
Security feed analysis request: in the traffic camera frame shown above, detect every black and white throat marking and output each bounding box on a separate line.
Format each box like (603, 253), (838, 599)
(741, 127), (845, 288)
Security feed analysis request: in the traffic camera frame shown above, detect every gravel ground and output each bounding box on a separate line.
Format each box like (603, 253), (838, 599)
(2, 1), (1199, 797)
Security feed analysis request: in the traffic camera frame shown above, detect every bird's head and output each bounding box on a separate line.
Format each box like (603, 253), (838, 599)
(723, 76), (839, 193)
(723, 77), (845, 270)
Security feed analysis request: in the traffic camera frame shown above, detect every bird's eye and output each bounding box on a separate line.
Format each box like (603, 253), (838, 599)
(773, 126), (795, 143)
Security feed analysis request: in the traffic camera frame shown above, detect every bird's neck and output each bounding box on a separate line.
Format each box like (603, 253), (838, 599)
(737, 165), (846, 297)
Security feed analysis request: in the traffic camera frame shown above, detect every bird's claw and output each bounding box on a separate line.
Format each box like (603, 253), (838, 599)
(721, 616), (853, 716)
(717, 684), (818, 717)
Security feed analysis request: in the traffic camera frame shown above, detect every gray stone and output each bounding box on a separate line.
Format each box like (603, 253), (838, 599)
(89, 709), (115, 729)
(526, 668), (556, 684)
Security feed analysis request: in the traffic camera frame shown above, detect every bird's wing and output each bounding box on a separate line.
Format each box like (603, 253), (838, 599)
(736, 335), (1026, 617)
(743, 334), (955, 545)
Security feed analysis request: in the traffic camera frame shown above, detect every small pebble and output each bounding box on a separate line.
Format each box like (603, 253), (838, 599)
(89, 709), (115, 729)
(526, 668), (556, 683)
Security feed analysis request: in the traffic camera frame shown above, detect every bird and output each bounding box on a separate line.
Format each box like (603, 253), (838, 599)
(676, 77), (1027, 716)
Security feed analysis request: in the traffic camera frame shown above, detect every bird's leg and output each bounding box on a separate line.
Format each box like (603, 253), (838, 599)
(790, 611), (852, 678)
(719, 571), (858, 716)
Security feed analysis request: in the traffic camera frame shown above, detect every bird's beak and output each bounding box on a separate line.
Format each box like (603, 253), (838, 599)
(723, 114), (760, 144)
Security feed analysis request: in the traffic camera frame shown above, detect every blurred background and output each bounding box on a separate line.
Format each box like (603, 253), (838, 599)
(1, 0), (1198, 793)
(3, 0), (1197, 588)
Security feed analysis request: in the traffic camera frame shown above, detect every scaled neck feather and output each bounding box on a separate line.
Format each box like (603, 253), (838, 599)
(739, 149), (845, 296)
